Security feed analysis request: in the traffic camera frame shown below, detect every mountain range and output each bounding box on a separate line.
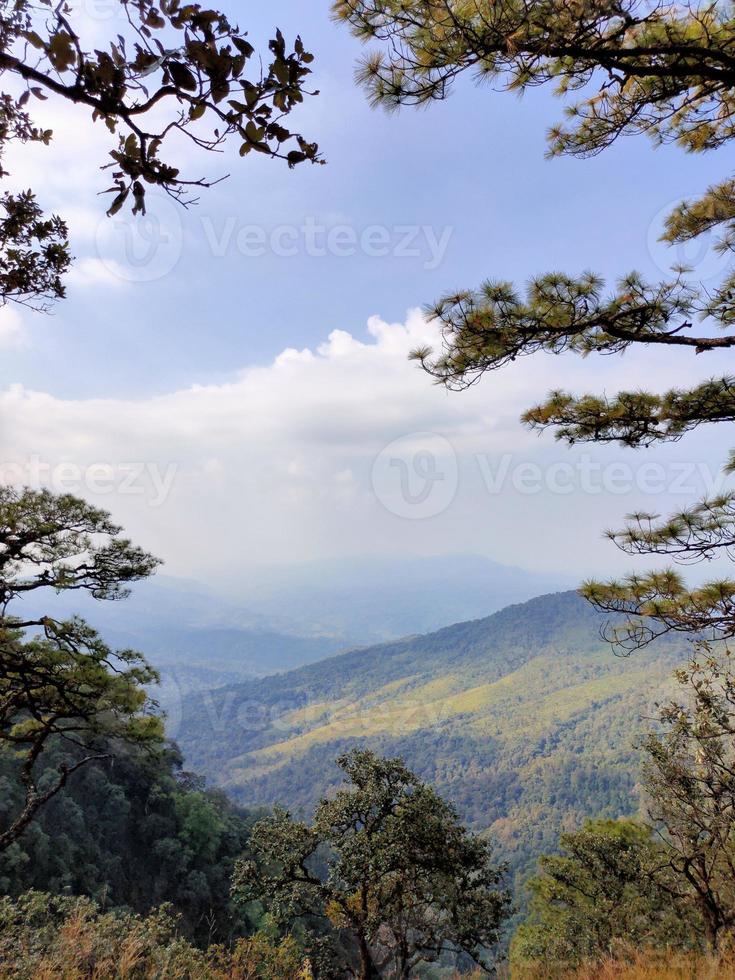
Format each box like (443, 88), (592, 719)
(224, 554), (568, 642)
(23, 555), (566, 708)
(175, 590), (688, 896)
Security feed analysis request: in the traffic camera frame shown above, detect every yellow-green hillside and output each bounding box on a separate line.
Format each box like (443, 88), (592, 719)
(177, 591), (686, 892)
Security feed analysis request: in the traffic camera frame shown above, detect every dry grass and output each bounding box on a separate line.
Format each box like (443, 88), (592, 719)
(510, 947), (735, 979)
(0, 892), (312, 980)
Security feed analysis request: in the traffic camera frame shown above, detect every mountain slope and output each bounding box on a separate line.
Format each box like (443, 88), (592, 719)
(176, 591), (687, 891)
(21, 575), (349, 704)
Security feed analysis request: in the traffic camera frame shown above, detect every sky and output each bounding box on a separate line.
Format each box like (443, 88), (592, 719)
(0, 0), (733, 588)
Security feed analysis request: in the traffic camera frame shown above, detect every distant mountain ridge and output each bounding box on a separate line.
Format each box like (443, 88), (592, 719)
(176, 591), (688, 895)
(18, 576), (350, 707)
(20, 555), (567, 706)
(228, 554), (567, 641)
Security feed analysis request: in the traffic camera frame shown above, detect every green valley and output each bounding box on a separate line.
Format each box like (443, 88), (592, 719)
(177, 591), (688, 894)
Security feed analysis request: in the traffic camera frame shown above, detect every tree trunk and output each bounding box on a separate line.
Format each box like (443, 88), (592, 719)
(397, 939), (411, 978)
(356, 934), (380, 980)
(698, 894), (724, 953)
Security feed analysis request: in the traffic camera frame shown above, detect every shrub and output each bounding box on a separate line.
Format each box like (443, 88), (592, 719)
(0, 891), (312, 979)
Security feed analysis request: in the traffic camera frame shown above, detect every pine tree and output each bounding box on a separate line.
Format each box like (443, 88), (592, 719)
(335, 0), (735, 651)
(0, 487), (164, 849)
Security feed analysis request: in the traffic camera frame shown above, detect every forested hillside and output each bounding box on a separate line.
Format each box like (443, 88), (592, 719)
(0, 738), (257, 945)
(177, 591), (687, 892)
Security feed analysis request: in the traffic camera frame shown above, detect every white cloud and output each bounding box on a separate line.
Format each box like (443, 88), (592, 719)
(66, 257), (129, 290)
(0, 308), (27, 349)
(0, 310), (731, 578)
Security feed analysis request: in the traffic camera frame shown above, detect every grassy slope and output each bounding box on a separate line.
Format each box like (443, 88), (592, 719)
(177, 591), (686, 892)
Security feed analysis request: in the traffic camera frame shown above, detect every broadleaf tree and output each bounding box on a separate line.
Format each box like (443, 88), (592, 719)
(0, 0), (323, 307)
(232, 748), (511, 978)
(511, 818), (700, 970)
(334, 0), (735, 653)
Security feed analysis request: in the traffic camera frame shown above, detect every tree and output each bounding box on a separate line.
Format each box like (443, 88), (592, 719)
(641, 645), (735, 950)
(0, 0), (322, 307)
(511, 819), (699, 971)
(0, 189), (70, 311)
(0, 486), (159, 628)
(0, 486), (164, 850)
(334, 0), (735, 652)
(232, 748), (511, 979)
(0, 738), (255, 944)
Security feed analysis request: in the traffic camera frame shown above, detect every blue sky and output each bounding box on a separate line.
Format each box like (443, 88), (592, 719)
(0, 1), (732, 585)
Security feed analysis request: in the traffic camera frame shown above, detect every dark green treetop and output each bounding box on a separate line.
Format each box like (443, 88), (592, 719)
(233, 748), (511, 978)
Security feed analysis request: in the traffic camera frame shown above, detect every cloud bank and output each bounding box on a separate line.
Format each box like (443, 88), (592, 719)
(1, 309), (730, 581)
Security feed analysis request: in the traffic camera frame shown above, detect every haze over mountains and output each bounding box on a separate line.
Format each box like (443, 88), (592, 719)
(175, 591), (688, 896)
(230, 554), (568, 642)
(23, 554), (566, 704)
(31, 539), (680, 903)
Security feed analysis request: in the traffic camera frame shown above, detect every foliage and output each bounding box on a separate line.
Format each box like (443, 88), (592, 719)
(0, 738), (256, 945)
(0, 486), (159, 626)
(0, 0), (321, 210)
(0, 190), (69, 311)
(334, 0), (735, 653)
(0, 891), (312, 979)
(510, 820), (699, 971)
(233, 748), (511, 978)
(511, 640), (735, 969)
(0, 487), (163, 849)
(0, 624), (162, 852)
(640, 644), (735, 950)
(0, 0), (322, 309)
(583, 570), (735, 654)
(335, 0), (735, 151)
